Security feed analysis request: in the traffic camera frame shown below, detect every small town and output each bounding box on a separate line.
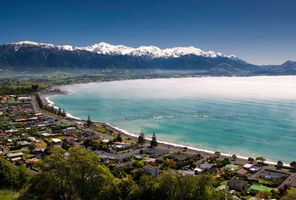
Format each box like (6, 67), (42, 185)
(1, 93), (296, 200)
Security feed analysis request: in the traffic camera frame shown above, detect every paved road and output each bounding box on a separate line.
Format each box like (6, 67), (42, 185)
(278, 172), (296, 189)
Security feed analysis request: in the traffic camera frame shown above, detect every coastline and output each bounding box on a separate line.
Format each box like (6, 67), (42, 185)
(44, 93), (288, 167)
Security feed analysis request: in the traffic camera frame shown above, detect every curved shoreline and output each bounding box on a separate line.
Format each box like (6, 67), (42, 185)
(45, 94), (290, 167)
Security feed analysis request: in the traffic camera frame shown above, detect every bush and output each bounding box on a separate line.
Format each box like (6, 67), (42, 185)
(0, 158), (31, 189)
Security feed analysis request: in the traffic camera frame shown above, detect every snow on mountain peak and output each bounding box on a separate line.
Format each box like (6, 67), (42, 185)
(11, 41), (75, 51)
(9, 41), (236, 59)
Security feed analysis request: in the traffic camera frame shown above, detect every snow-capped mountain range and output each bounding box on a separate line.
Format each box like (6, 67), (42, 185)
(2, 40), (296, 76)
(10, 41), (236, 59)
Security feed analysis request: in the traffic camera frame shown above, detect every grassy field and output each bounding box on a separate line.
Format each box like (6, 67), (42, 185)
(0, 189), (19, 200)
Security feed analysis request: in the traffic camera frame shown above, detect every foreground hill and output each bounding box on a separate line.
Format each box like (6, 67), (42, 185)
(0, 41), (295, 76)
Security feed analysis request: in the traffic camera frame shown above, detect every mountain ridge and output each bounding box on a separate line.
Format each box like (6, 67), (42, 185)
(0, 41), (295, 76)
(10, 41), (236, 59)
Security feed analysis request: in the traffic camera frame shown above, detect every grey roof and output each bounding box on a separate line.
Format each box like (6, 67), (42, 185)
(200, 163), (213, 169)
(227, 179), (249, 192)
(259, 170), (285, 180)
(95, 149), (142, 159)
(115, 161), (133, 169)
(143, 165), (161, 176)
(170, 153), (190, 162)
(144, 147), (167, 157)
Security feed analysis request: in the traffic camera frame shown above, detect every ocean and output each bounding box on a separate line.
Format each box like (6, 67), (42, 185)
(48, 76), (296, 163)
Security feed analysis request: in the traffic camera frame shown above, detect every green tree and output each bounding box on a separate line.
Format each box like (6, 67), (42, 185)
(110, 176), (139, 200)
(150, 132), (157, 147)
(115, 134), (123, 142)
(256, 156), (266, 164)
(137, 131), (145, 146)
(290, 161), (296, 172)
(276, 160), (284, 169)
(21, 148), (116, 200)
(0, 157), (19, 188)
(86, 115), (92, 127)
(248, 157), (255, 163)
(281, 188), (296, 200)
(0, 157), (31, 189)
(18, 164), (32, 188)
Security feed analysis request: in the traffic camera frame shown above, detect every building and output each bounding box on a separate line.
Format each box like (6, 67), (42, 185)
(227, 179), (249, 195)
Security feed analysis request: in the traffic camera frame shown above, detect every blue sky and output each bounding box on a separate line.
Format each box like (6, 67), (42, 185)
(0, 0), (295, 65)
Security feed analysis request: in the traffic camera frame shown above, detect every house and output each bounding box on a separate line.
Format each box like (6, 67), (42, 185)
(28, 137), (36, 142)
(179, 170), (195, 176)
(243, 163), (262, 172)
(115, 161), (133, 169)
(25, 158), (40, 165)
(236, 168), (248, 177)
(144, 147), (167, 158)
(113, 142), (131, 150)
(258, 169), (285, 180)
(170, 153), (190, 162)
(19, 141), (31, 146)
(224, 164), (241, 172)
(6, 152), (24, 158)
(102, 139), (109, 143)
(243, 163), (253, 169)
(33, 147), (46, 154)
(40, 132), (51, 137)
(194, 167), (203, 174)
(247, 165), (261, 173)
(134, 155), (143, 160)
(200, 163), (213, 170)
(143, 157), (156, 163)
(51, 138), (62, 145)
(11, 157), (22, 162)
(143, 165), (161, 176)
(227, 179), (249, 195)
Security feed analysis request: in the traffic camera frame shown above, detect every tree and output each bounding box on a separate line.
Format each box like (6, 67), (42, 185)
(62, 140), (74, 150)
(83, 138), (92, 148)
(231, 154), (237, 161)
(276, 160), (284, 169)
(18, 164), (32, 188)
(21, 148), (116, 200)
(109, 176), (138, 200)
(290, 161), (296, 172)
(58, 107), (62, 116)
(214, 151), (221, 158)
(0, 157), (19, 188)
(62, 109), (67, 117)
(115, 134), (123, 142)
(256, 191), (272, 200)
(256, 156), (266, 164)
(150, 132), (158, 147)
(281, 188), (296, 200)
(86, 115), (92, 127)
(248, 157), (255, 163)
(137, 130), (145, 146)
(31, 84), (39, 92)
(28, 143), (36, 153)
(0, 157), (31, 189)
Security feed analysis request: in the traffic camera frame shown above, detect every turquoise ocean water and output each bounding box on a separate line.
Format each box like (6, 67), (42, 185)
(49, 77), (296, 163)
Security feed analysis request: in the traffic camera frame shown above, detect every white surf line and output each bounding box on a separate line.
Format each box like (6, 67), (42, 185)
(45, 95), (81, 120)
(105, 123), (288, 166)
